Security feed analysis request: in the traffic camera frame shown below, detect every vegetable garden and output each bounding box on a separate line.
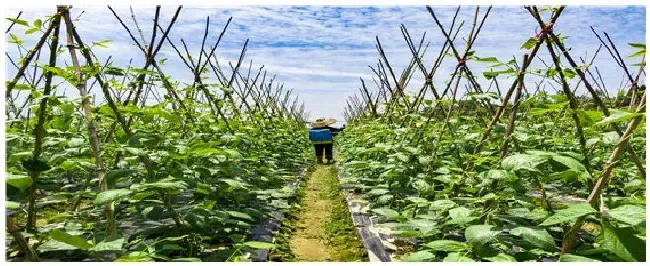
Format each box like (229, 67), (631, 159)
(4, 5), (647, 262)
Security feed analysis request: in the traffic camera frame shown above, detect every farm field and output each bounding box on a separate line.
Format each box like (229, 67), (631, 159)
(4, 4), (647, 262)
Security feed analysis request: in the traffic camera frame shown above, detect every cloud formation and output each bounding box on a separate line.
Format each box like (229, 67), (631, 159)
(5, 5), (646, 123)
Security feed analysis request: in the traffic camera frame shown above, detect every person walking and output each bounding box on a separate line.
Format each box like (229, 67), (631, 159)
(308, 118), (344, 164)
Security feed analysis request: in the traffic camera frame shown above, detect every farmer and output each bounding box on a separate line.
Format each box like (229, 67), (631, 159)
(308, 118), (344, 164)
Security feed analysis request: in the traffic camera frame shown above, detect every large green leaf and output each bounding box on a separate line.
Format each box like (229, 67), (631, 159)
(559, 254), (600, 262)
(116, 251), (155, 262)
(90, 235), (125, 252)
(106, 169), (136, 187)
(368, 188), (390, 196)
(188, 144), (222, 156)
(443, 252), (474, 262)
(465, 225), (500, 247)
(484, 253), (517, 262)
(483, 169), (510, 180)
(372, 208), (402, 221)
(6, 201), (20, 209)
(521, 37), (537, 50)
(601, 131), (620, 145)
(401, 250), (435, 262)
(446, 207), (478, 225)
(243, 241), (276, 250)
(540, 203), (596, 226)
(223, 148), (244, 160)
(94, 189), (132, 205)
(6, 173), (33, 192)
(6, 18), (29, 27)
(550, 155), (586, 172)
(501, 154), (546, 172)
(607, 205), (645, 226)
(132, 180), (187, 192)
(227, 211), (254, 221)
(601, 221), (646, 262)
(430, 200), (457, 211)
(36, 239), (79, 252)
(595, 109), (643, 126)
(424, 240), (468, 252)
(50, 230), (92, 250)
(171, 257), (202, 262)
(510, 226), (556, 251)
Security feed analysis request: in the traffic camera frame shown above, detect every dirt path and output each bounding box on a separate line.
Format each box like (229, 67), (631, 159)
(288, 165), (366, 262)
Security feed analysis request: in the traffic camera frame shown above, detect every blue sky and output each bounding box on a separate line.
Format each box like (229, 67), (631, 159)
(4, 5), (647, 123)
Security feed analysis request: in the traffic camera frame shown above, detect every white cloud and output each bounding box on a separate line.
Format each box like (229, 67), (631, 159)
(4, 5), (646, 123)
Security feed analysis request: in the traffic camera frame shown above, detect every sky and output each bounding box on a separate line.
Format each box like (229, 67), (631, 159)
(4, 5), (647, 124)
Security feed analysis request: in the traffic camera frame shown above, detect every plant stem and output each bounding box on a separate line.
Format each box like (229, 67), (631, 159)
(61, 5), (116, 235)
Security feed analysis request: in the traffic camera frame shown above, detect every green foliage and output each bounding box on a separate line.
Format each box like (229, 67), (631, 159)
(339, 86), (645, 262)
(5, 56), (312, 262)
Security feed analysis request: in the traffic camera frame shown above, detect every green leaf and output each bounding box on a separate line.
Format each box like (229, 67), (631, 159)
(227, 211), (253, 221)
(446, 207), (478, 225)
(13, 83), (33, 91)
(116, 251), (154, 262)
(90, 235), (125, 252)
(104, 66), (125, 76)
(171, 257), (201, 262)
(424, 240), (468, 252)
(483, 169), (510, 180)
(465, 225), (499, 247)
(243, 241), (276, 250)
(501, 153), (546, 172)
(443, 252), (474, 262)
(133, 180), (187, 192)
(484, 253), (517, 262)
(602, 131), (620, 145)
(608, 205), (645, 226)
(431, 200), (457, 211)
(223, 148), (244, 160)
(405, 196), (427, 203)
(6, 173), (33, 192)
(6, 18), (29, 27)
(628, 43), (646, 49)
(67, 137), (85, 147)
(8, 33), (22, 44)
(50, 230), (92, 250)
(372, 208), (401, 221)
(560, 254), (600, 262)
(474, 56), (500, 63)
(36, 239), (79, 252)
(595, 109), (643, 126)
(601, 220), (646, 261)
(94, 189), (132, 205)
(6, 201), (20, 210)
(25, 27), (39, 34)
(368, 188), (390, 196)
(92, 39), (111, 48)
(521, 37), (537, 50)
(628, 50), (645, 58)
(401, 250), (435, 262)
(540, 203), (596, 226)
(550, 155), (586, 172)
(33, 18), (42, 28)
(106, 169), (136, 188)
(510, 226), (556, 251)
(562, 68), (576, 79)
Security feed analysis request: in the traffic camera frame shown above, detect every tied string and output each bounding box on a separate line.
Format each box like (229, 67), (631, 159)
(457, 56), (468, 67)
(535, 23), (554, 41)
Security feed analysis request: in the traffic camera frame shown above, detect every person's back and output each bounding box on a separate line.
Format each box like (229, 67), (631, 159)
(308, 118), (343, 164)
